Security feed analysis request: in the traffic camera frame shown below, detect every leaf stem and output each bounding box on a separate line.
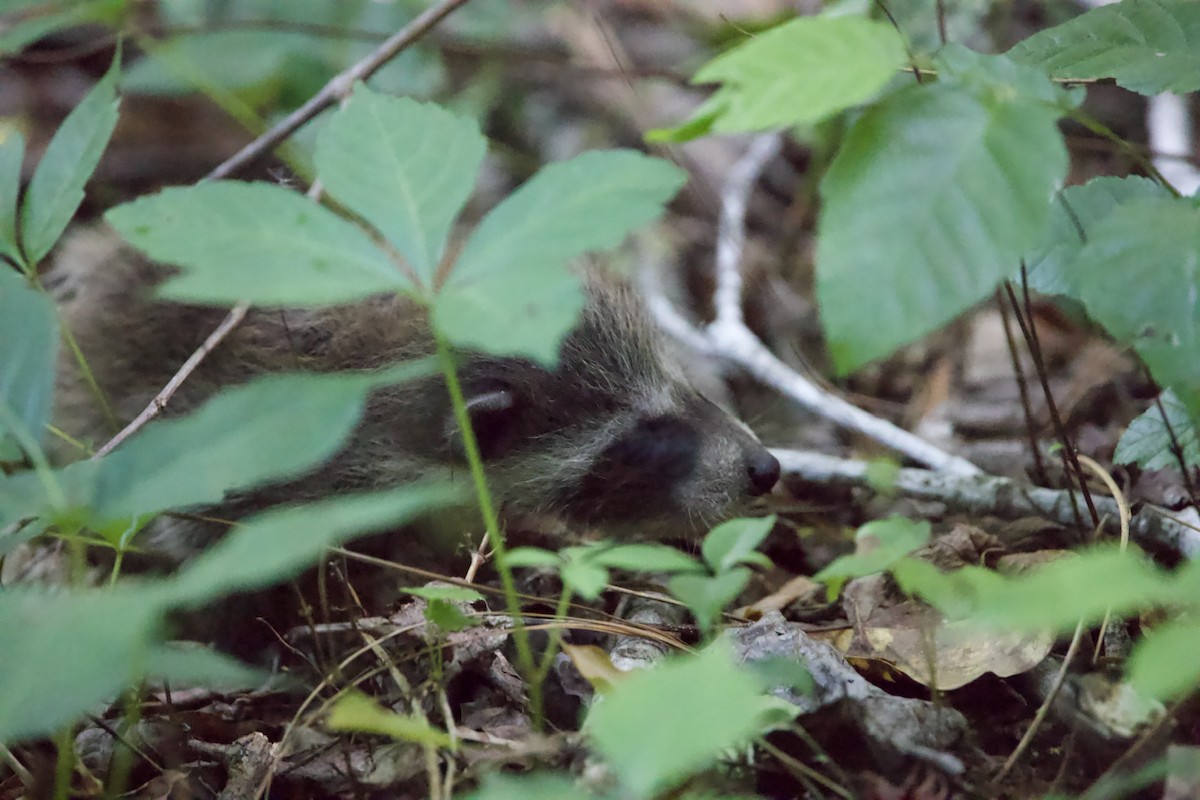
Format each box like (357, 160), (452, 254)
(432, 329), (541, 723)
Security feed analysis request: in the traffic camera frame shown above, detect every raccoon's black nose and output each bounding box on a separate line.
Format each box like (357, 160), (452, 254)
(746, 450), (780, 496)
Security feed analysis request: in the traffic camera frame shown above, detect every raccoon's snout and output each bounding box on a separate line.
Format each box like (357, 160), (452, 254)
(746, 449), (780, 496)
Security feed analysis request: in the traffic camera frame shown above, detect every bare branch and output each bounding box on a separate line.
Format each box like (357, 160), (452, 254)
(773, 448), (1200, 559)
(650, 134), (983, 475)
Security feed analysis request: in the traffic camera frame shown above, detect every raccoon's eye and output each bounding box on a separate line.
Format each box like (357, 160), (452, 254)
(446, 385), (521, 461)
(602, 415), (699, 482)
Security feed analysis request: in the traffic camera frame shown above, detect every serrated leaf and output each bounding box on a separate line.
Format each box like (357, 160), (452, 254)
(669, 568), (750, 633)
(0, 268), (58, 450)
(0, 584), (169, 744)
(815, 517), (930, 598)
(0, 131), (25, 267)
(587, 642), (765, 798)
(1025, 176), (1169, 297)
(326, 691), (454, 748)
(1115, 390), (1198, 470)
(316, 87), (485, 286)
(1069, 195), (1200, 415)
(816, 53), (1068, 372)
(701, 515), (776, 574)
(0, 367), (432, 532)
(589, 543), (703, 574)
(1009, 0), (1200, 95)
(20, 56), (120, 264)
(169, 485), (458, 606)
(106, 182), (407, 306)
(435, 150), (686, 364)
(94, 372), (390, 523)
(689, 16), (905, 135)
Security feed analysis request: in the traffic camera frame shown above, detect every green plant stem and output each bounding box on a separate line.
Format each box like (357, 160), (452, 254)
(1068, 109), (1180, 197)
(53, 726), (74, 800)
(0, 403), (66, 511)
(432, 330), (540, 721)
(534, 586), (575, 683)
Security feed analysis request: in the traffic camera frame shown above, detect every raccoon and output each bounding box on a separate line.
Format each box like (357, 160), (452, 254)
(50, 227), (780, 568)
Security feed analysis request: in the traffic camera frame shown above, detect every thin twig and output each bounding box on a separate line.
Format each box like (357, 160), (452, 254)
(993, 623), (1085, 784)
(995, 287), (1048, 484)
(91, 302), (248, 459)
(207, 0), (474, 181)
(1001, 280), (1084, 530)
(1017, 268), (1101, 528)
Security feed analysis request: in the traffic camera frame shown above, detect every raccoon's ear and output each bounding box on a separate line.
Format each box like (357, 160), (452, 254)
(446, 387), (520, 461)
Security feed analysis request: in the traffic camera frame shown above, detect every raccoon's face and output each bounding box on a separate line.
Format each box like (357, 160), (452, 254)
(443, 276), (780, 533)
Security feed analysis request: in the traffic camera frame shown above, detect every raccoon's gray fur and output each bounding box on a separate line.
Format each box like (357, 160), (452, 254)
(51, 227), (780, 564)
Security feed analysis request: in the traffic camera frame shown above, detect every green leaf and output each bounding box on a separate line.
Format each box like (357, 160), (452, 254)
(1115, 391), (1198, 470)
(1025, 176), (1169, 298)
(1009, 0), (1200, 95)
(668, 568), (750, 633)
(589, 543), (703, 574)
(434, 150), (686, 364)
(326, 691), (454, 748)
(169, 485), (458, 606)
(505, 546), (562, 568)
(0, 268), (59, 450)
(0, 131), (25, 267)
(587, 642), (766, 798)
(814, 517), (930, 598)
(701, 515), (776, 574)
(0, 0), (124, 56)
(122, 31), (295, 96)
(316, 86), (486, 286)
(1068, 196), (1200, 416)
(20, 56), (120, 264)
(676, 16), (905, 137)
(816, 51), (1069, 373)
(106, 182), (407, 306)
(0, 368), (429, 532)
(908, 548), (1170, 632)
(561, 557), (610, 601)
(1129, 617), (1200, 699)
(403, 585), (485, 603)
(95, 372), (392, 523)
(144, 642), (266, 690)
(425, 599), (476, 632)
(0, 584), (169, 744)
